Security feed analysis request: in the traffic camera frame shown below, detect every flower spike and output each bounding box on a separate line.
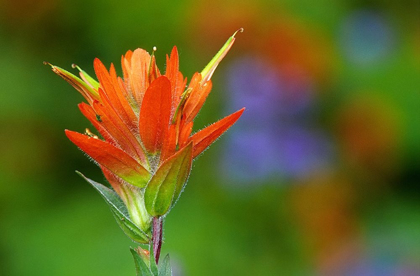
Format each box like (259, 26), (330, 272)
(51, 31), (245, 255)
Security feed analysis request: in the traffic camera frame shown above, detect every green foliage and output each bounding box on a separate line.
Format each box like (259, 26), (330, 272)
(149, 243), (159, 275)
(145, 143), (192, 217)
(158, 255), (172, 276)
(130, 248), (153, 276)
(77, 172), (150, 244)
(130, 248), (172, 276)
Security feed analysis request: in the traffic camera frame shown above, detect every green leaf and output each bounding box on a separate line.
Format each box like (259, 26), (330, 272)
(149, 242), (158, 275)
(77, 172), (150, 244)
(72, 63), (100, 90)
(144, 143), (193, 217)
(200, 28), (243, 83)
(130, 248), (153, 276)
(46, 63), (99, 100)
(158, 254), (172, 276)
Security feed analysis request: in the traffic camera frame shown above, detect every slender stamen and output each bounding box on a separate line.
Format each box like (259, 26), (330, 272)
(147, 46), (158, 81)
(85, 128), (99, 139)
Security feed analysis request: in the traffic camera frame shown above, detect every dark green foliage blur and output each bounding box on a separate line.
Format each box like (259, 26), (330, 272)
(0, 0), (419, 275)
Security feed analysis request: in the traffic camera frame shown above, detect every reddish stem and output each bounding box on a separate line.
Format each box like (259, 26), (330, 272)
(152, 217), (163, 264)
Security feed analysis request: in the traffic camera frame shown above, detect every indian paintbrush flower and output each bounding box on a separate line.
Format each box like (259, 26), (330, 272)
(47, 30), (244, 268)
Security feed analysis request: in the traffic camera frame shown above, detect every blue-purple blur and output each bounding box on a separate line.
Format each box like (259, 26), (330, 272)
(0, 0), (419, 275)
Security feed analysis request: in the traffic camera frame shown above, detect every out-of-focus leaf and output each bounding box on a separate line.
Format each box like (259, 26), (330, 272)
(130, 248), (153, 276)
(77, 172), (150, 244)
(149, 242), (159, 275)
(158, 254), (172, 276)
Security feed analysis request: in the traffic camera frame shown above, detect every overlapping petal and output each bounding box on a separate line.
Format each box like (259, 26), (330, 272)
(139, 76), (172, 154)
(65, 130), (151, 188)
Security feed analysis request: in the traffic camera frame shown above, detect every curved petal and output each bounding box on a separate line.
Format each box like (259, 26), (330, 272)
(183, 80), (212, 123)
(94, 59), (136, 130)
(130, 49), (151, 106)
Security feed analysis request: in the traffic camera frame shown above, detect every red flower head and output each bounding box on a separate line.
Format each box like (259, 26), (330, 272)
(48, 30), (244, 243)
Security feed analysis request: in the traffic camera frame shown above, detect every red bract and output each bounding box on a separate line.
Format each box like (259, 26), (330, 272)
(49, 31), (244, 204)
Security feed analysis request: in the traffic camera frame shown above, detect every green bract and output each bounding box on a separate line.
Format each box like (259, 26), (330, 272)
(144, 142), (193, 217)
(130, 247), (172, 276)
(78, 172), (151, 244)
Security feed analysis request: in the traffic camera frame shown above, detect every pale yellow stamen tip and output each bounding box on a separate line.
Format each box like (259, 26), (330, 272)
(234, 28), (244, 36)
(85, 128), (98, 139)
(72, 64), (84, 72)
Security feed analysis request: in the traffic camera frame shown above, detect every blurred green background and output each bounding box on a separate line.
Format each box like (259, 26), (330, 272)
(0, 0), (419, 275)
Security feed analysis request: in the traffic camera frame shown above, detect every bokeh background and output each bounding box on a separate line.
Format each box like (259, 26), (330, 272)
(0, 0), (419, 275)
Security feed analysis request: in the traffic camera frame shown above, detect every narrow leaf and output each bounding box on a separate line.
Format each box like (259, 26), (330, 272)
(201, 28), (243, 83)
(66, 130), (151, 188)
(77, 172), (150, 244)
(158, 254), (172, 276)
(47, 63), (99, 102)
(130, 248), (153, 276)
(72, 63), (100, 90)
(144, 143), (193, 217)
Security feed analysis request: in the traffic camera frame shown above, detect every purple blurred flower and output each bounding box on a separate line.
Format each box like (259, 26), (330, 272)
(227, 57), (315, 124)
(221, 57), (333, 184)
(274, 126), (333, 179)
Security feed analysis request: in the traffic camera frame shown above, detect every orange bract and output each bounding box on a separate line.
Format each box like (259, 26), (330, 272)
(50, 33), (244, 194)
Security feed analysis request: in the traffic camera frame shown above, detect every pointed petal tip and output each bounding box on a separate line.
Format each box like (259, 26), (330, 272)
(190, 107), (245, 159)
(201, 30), (242, 83)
